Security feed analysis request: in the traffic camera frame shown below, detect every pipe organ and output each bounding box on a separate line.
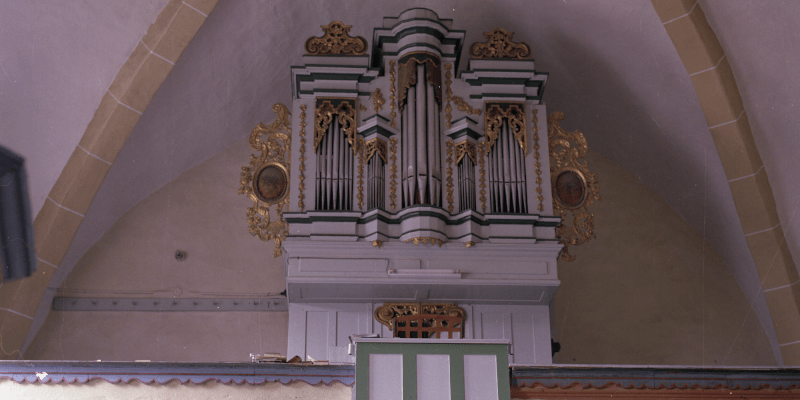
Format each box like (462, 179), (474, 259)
(245, 9), (577, 367)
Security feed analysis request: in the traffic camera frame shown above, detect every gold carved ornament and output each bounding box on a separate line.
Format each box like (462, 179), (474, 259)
(484, 102), (526, 154)
(446, 140), (454, 213)
(364, 138), (387, 164)
(532, 109), (543, 212)
(397, 55), (442, 112)
(452, 96), (481, 116)
(304, 21), (367, 55)
(298, 105), (307, 211)
(455, 141), (477, 165)
(445, 63), (453, 129)
(478, 141), (487, 213)
(314, 99), (357, 155)
(548, 111), (601, 262)
(372, 88), (385, 112)
(375, 303), (466, 331)
(238, 104), (291, 257)
(389, 137), (398, 210)
(389, 60), (397, 127)
(469, 28), (531, 59)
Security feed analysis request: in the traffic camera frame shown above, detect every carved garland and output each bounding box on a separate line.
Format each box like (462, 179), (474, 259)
(485, 102), (526, 154)
(375, 303), (466, 331)
(445, 63), (453, 129)
(314, 99), (357, 154)
(372, 88), (385, 112)
(478, 141), (487, 213)
(405, 237), (445, 247)
(389, 137), (398, 210)
(298, 105), (307, 211)
(469, 28), (531, 59)
(548, 111), (601, 262)
(238, 104), (292, 257)
(532, 109), (543, 212)
(452, 96), (481, 116)
(446, 140), (454, 213)
(389, 60), (397, 127)
(304, 21), (367, 55)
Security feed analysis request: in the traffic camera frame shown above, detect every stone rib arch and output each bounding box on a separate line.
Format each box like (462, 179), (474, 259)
(652, 0), (800, 365)
(0, 0), (219, 360)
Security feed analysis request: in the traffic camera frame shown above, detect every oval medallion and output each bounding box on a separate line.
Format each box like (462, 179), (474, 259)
(254, 163), (289, 204)
(555, 170), (586, 208)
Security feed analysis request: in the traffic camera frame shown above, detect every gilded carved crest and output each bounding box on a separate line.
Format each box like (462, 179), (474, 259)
(305, 21), (367, 55)
(238, 104), (292, 257)
(548, 111), (601, 262)
(374, 303), (466, 330)
(469, 28), (531, 59)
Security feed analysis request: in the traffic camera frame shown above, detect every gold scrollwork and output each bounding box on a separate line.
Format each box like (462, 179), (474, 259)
(314, 99), (357, 154)
(298, 105), (307, 211)
(238, 104), (292, 257)
(357, 137), (365, 209)
(364, 138), (387, 164)
(398, 54), (442, 112)
(375, 303), (466, 330)
(359, 104), (367, 112)
(478, 141), (487, 213)
(405, 237), (445, 247)
(455, 141), (477, 165)
(485, 102), (526, 154)
(445, 63), (453, 129)
(372, 88), (385, 112)
(532, 109), (543, 212)
(469, 28), (531, 59)
(446, 140), (454, 213)
(389, 60), (397, 128)
(372, 240), (383, 249)
(452, 96), (481, 116)
(304, 21), (367, 55)
(389, 137), (398, 210)
(548, 111), (601, 262)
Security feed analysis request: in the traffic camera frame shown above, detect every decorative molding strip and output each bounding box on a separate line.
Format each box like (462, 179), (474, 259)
(389, 137), (398, 210)
(0, 361), (354, 386)
(298, 104), (307, 211)
(446, 140), (454, 213)
(389, 60), (397, 127)
(52, 297), (288, 312)
(532, 109), (543, 212)
(445, 63), (453, 129)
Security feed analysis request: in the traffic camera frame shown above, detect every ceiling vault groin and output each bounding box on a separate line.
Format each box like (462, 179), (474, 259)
(652, 0), (800, 365)
(0, 0), (220, 360)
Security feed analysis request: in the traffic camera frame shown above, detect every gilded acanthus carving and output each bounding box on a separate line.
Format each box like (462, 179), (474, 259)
(455, 141), (477, 165)
(405, 237), (445, 247)
(548, 111), (601, 262)
(314, 99), (357, 154)
(485, 102), (526, 154)
(364, 138), (387, 164)
(238, 104), (291, 257)
(304, 21), (367, 55)
(452, 96), (481, 116)
(372, 88), (385, 112)
(374, 303), (466, 330)
(469, 28), (531, 59)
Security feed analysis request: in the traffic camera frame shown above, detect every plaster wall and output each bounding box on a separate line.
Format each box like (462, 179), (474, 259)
(552, 150), (775, 366)
(26, 136), (774, 366)
(0, 380), (350, 400)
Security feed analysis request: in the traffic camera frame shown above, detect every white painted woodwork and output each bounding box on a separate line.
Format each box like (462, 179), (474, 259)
(369, 353), (404, 400)
(417, 354), (451, 400)
(463, 354), (499, 400)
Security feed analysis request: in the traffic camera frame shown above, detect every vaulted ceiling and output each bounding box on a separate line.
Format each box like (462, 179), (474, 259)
(2, 0), (800, 364)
